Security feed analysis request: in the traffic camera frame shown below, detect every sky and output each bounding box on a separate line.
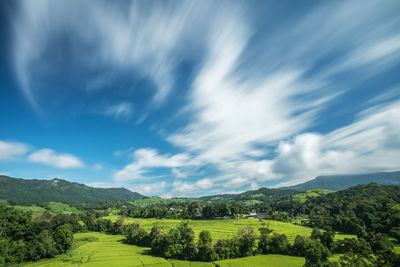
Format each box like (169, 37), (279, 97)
(0, 0), (399, 198)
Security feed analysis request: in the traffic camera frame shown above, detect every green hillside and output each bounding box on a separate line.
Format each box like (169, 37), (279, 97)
(200, 187), (298, 204)
(0, 175), (143, 204)
(292, 189), (334, 202)
(131, 196), (198, 207)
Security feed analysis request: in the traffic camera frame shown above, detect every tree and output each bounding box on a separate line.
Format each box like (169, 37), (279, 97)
(304, 239), (331, 267)
(176, 221), (196, 259)
(258, 226), (273, 254)
(53, 224), (73, 253)
(214, 239), (239, 260)
(268, 233), (289, 254)
(237, 227), (257, 257)
(188, 201), (201, 218)
(368, 233), (394, 266)
(29, 230), (57, 260)
(151, 234), (170, 257)
(111, 216), (125, 235)
(197, 230), (216, 261)
(292, 235), (311, 256)
(125, 222), (149, 246)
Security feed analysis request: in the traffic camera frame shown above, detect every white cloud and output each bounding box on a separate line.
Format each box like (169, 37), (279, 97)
(171, 168), (188, 178)
(104, 102), (133, 119)
(272, 100), (400, 186)
(113, 148), (199, 182)
(164, 0), (400, 194)
(166, 8), (333, 187)
(0, 140), (29, 160)
(28, 149), (84, 169)
(10, 0), (400, 196)
(93, 163), (103, 171)
(223, 178), (249, 189)
(129, 181), (167, 196)
(11, 0), (229, 111)
(171, 178), (214, 196)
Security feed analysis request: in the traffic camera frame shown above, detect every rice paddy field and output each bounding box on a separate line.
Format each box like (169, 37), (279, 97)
(214, 255), (305, 267)
(12, 202), (81, 216)
(103, 215), (355, 243)
(20, 232), (305, 267)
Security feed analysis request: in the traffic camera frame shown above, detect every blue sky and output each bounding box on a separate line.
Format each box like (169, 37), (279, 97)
(0, 0), (399, 197)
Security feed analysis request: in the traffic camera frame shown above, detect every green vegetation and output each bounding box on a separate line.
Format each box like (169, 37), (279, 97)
(292, 189), (334, 203)
(21, 232), (305, 267)
(200, 188), (298, 204)
(0, 175), (143, 204)
(3, 175), (400, 266)
(131, 196), (198, 207)
(214, 255), (305, 267)
(0, 204), (76, 265)
(103, 216), (354, 243)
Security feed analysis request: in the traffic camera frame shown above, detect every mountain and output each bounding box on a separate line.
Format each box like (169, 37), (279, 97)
(285, 171), (400, 191)
(0, 175), (143, 204)
(199, 187), (298, 204)
(198, 171), (400, 203)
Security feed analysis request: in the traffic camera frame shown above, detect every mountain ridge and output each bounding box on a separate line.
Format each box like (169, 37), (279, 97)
(283, 171), (400, 191)
(0, 175), (143, 204)
(1, 171), (399, 204)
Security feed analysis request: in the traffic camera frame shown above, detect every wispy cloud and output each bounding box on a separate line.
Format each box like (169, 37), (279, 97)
(11, 0), (228, 113)
(0, 140), (29, 160)
(8, 0), (400, 196)
(273, 99), (400, 186)
(113, 148), (199, 182)
(170, 178), (213, 197)
(28, 148), (84, 169)
(104, 102), (133, 120)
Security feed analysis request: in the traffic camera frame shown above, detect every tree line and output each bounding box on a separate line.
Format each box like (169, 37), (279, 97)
(120, 221), (400, 266)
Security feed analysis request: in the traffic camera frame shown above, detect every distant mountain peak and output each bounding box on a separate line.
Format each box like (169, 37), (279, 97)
(51, 178), (60, 186)
(285, 171), (400, 191)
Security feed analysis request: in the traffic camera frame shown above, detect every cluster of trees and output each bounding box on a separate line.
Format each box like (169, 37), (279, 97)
(123, 221), (400, 266)
(273, 184), (400, 239)
(119, 201), (246, 219)
(0, 205), (75, 265)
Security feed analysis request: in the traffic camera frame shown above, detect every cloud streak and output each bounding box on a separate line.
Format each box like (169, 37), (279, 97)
(0, 140), (29, 160)
(113, 148), (199, 182)
(8, 0), (400, 196)
(28, 149), (84, 169)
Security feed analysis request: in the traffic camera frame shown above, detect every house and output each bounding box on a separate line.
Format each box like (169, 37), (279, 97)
(257, 213), (267, 219)
(245, 213), (258, 219)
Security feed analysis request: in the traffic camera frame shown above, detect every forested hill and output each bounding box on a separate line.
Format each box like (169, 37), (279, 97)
(0, 175), (143, 204)
(284, 171), (400, 191)
(199, 187), (298, 203)
(288, 183), (400, 236)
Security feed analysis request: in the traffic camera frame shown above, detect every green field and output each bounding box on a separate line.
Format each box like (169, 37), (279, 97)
(104, 216), (355, 242)
(130, 197), (198, 207)
(214, 255), (305, 267)
(21, 232), (305, 267)
(292, 189), (334, 203)
(12, 202), (81, 217)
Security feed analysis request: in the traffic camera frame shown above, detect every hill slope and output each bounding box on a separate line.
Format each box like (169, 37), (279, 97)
(0, 175), (143, 204)
(200, 187), (298, 204)
(285, 171), (400, 191)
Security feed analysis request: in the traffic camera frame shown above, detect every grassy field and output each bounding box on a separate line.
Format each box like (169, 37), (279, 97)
(214, 255), (305, 267)
(130, 197), (199, 207)
(20, 232), (305, 267)
(103, 216), (355, 243)
(12, 202), (81, 217)
(292, 189), (334, 203)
